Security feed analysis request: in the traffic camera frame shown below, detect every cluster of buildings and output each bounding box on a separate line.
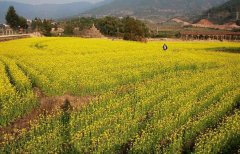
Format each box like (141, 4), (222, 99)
(0, 25), (28, 36)
(0, 24), (14, 35)
(0, 19), (33, 36)
(171, 18), (240, 41)
(180, 31), (240, 41)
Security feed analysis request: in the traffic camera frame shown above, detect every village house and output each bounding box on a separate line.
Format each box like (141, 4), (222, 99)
(0, 24), (14, 35)
(51, 27), (64, 36)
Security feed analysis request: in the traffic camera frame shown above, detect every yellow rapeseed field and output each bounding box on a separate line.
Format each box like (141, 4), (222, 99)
(0, 37), (239, 153)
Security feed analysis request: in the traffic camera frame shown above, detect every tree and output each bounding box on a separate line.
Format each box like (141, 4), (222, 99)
(5, 6), (19, 29)
(41, 19), (52, 36)
(64, 24), (74, 35)
(123, 17), (149, 41)
(31, 18), (53, 36)
(18, 16), (28, 29)
(77, 17), (95, 31)
(31, 17), (42, 31)
(5, 6), (28, 30)
(96, 16), (124, 37)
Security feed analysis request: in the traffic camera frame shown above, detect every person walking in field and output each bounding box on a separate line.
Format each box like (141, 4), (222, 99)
(163, 43), (168, 51)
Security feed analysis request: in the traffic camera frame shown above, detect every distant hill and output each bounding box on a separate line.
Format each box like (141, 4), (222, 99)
(84, 0), (229, 22)
(199, 0), (240, 24)
(0, 1), (111, 23)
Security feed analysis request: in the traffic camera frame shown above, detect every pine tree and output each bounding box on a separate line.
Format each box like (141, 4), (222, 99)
(5, 6), (19, 29)
(18, 16), (28, 29)
(41, 19), (52, 36)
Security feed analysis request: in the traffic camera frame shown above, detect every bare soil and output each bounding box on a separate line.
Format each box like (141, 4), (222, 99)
(196, 19), (214, 26)
(0, 88), (95, 144)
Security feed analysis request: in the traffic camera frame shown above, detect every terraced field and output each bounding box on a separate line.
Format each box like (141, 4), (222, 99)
(0, 38), (239, 153)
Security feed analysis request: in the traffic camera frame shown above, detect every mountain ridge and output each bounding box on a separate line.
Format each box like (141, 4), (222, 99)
(0, 0), (111, 23)
(84, 0), (229, 22)
(0, 0), (231, 23)
(200, 0), (240, 24)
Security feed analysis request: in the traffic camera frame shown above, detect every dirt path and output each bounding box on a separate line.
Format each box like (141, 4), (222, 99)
(0, 34), (31, 42)
(0, 88), (95, 143)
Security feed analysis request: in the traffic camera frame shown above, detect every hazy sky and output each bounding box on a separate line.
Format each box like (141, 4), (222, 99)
(1, 0), (104, 4)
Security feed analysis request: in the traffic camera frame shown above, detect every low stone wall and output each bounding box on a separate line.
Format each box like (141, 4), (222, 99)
(0, 34), (31, 42)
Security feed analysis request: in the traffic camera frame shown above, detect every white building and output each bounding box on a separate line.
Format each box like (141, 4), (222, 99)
(0, 24), (14, 35)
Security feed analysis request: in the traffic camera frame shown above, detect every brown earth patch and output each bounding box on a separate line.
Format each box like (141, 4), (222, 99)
(0, 88), (96, 144)
(196, 19), (214, 26)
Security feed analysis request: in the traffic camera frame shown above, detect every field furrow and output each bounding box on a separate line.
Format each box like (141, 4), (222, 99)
(195, 109), (240, 154)
(0, 38), (239, 153)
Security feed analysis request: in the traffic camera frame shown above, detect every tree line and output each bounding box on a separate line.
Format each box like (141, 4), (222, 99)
(5, 6), (149, 41)
(5, 6), (181, 41)
(62, 16), (150, 41)
(5, 6), (52, 36)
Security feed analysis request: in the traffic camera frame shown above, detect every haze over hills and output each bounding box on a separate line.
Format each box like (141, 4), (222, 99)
(200, 0), (240, 24)
(1, 0), (104, 5)
(0, 0), (111, 23)
(84, 0), (229, 22)
(0, 0), (232, 23)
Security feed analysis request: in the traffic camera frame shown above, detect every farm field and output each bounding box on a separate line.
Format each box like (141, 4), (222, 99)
(0, 37), (240, 153)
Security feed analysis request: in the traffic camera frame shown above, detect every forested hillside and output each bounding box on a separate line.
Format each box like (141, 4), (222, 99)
(85, 0), (228, 21)
(202, 0), (240, 24)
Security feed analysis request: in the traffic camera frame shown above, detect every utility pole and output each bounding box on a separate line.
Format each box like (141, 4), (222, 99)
(236, 11), (239, 20)
(208, 13), (210, 19)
